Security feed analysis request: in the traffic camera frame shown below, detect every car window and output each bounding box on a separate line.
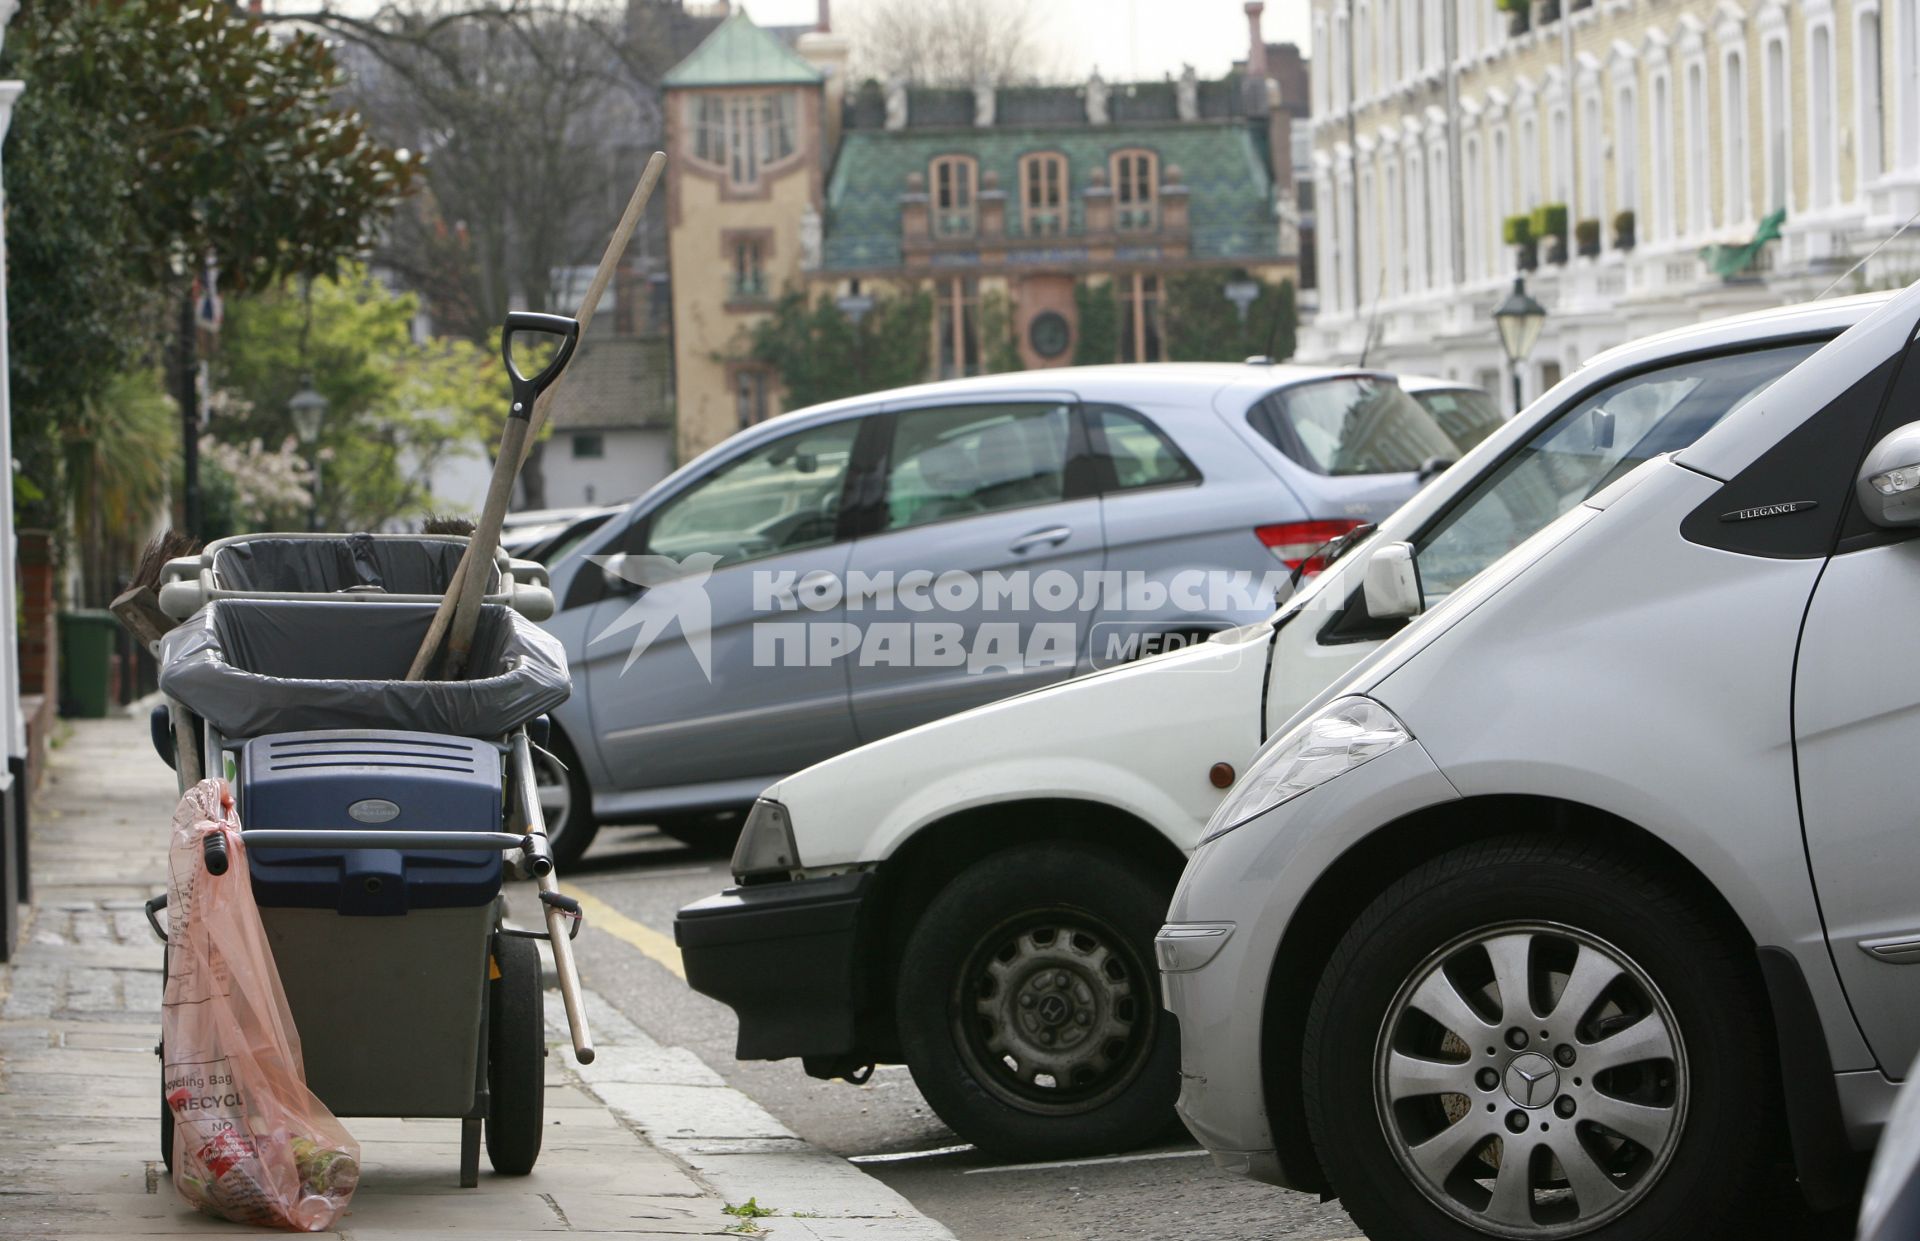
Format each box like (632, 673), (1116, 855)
(883, 402), (1071, 531)
(1250, 377), (1466, 476)
(1411, 387), (1503, 454)
(645, 420), (859, 567)
(1413, 341), (1823, 604)
(1088, 405), (1198, 491)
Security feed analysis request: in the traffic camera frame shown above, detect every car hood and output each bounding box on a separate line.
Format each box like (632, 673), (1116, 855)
(766, 627), (1276, 869)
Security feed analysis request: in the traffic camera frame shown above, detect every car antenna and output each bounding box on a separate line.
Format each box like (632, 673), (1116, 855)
(1355, 268), (1387, 368)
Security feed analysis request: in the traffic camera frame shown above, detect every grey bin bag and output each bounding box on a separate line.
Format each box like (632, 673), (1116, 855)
(159, 599), (570, 738)
(209, 534), (499, 595)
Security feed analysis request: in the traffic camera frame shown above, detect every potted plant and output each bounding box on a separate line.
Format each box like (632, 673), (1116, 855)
(1531, 203), (1570, 265)
(1575, 218), (1602, 258)
(1503, 214), (1538, 271)
(1496, 0), (1531, 36)
(1613, 209), (1637, 252)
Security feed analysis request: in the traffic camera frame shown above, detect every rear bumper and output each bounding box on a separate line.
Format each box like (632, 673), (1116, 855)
(674, 871), (875, 1064)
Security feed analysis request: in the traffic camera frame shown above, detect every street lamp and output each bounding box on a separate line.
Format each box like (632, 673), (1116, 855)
(1492, 276), (1547, 416)
(288, 377), (329, 531)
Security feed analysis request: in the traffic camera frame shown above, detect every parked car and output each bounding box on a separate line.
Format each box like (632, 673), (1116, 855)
(670, 293), (1887, 1159)
(1161, 279), (1920, 1239)
(513, 503), (624, 567)
(1858, 1050), (1920, 1241)
(533, 364), (1493, 862)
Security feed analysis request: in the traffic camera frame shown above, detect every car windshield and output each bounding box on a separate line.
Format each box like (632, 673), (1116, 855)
(1412, 340), (1823, 605)
(1249, 377), (1470, 476)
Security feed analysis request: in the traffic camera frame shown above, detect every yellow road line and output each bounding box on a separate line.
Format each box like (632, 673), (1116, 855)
(564, 885), (685, 980)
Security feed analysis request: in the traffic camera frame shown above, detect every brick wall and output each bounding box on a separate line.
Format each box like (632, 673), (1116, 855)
(17, 530), (55, 700)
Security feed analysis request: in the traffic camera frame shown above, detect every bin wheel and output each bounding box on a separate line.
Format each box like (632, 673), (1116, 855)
(485, 932), (545, 1175)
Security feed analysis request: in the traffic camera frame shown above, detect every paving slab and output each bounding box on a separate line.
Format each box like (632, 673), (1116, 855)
(0, 715), (954, 1241)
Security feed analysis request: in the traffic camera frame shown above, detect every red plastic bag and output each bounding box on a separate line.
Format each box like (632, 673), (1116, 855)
(163, 779), (360, 1231)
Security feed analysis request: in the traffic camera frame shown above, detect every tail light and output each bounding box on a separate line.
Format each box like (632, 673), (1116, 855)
(1255, 519), (1367, 573)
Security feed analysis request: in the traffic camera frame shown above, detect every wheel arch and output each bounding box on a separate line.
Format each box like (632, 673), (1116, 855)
(861, 797), (1191, 1059)
(1258, 793), (1769, 1195)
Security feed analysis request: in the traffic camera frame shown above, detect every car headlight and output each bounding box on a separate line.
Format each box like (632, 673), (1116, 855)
(731, 798), (801, 882)
(1200, 696), (1409, 844)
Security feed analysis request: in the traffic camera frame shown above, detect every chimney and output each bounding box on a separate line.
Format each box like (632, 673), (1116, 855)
(1244, 2), (1268, 79)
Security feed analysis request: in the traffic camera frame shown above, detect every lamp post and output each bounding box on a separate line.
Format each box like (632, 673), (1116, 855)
(288, 377), (329, 532)
(1492, 276), (1547, 416)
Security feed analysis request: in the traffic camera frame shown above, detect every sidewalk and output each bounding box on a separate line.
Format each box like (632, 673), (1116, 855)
(0, 715), (955, 1241)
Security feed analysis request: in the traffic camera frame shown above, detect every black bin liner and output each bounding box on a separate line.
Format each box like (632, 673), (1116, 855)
(209, 535), (500, 596)
(159, 599), (569, 738)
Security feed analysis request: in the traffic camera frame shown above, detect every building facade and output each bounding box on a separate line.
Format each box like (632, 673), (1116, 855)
(662, 3), (1311, 462)
(1301, 0), (1920, 403)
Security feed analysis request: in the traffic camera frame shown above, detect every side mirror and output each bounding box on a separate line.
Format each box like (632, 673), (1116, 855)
(1363, 542), (1423, 620)
(1858, 422), (1920, 528)
(599, 551), (637, 595)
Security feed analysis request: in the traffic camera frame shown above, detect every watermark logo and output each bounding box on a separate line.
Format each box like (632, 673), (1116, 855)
(586, 562), (1319, 681)
(587, 553), (721, 678)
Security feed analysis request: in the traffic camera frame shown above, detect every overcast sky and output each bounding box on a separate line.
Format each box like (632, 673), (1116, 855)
(751, 0), (1312, 81)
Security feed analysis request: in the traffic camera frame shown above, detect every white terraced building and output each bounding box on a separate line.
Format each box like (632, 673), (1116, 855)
(1298, 0), (1920, 405)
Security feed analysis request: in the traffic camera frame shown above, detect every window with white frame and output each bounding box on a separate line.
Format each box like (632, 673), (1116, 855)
(1764, 34), (1790, 211)
(1318, 173), (1340, 312)
(1580, 91), (1603, 236)
(1550, 104), (1572, 206)
(1429, 142), (1450, 289)
(1858, 9), (1885, 186)
(1382, 0), (1399, 85)
(1685, 61), (1710, 234)
(1723, 48), (1751, 222)
(1359, 163), (1377, 303)
(932, 155), (978, 237)
(1406, 148), (1426, 292)
(1356, 1), (1374, 98)
(1384, 158), (1402, 297)
(1333, 12), (1350, 109)
(689, 93), (798, 189)
(1808, 21), (1837, 209)
(1615, 81), (1639, 228)
(1111, 149), (1159, 232)
(1901, 0), (1920, 171)
(1493, 123), (1512, 259)
(1338, 172), (1357, 310)
(1313, 16), (1329, 114)
(1650, 70), (1674, 242)
(1463, 133), (1484, 279)
(1519, 112), (1539, 210)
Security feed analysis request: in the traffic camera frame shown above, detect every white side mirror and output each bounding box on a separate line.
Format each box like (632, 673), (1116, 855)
(1362, 542), (1423, 620)
(1858, 422), (1920, 528)
(599, 552), (639, 595)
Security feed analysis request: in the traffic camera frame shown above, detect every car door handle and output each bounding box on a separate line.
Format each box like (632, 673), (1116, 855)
(1009, 525), (1073, 555)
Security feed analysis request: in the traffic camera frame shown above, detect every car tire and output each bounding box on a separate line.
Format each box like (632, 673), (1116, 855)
(1302, 836), (1775, 1241)
(485, 932), (545, 1176)
(895, 843), (1179, 1160)
(532, 733), (598, 871)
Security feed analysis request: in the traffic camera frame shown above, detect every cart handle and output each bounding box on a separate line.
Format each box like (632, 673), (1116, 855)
(238, 828), (540, 856)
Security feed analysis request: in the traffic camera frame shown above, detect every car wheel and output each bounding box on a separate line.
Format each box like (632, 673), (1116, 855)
(1302, 837), (1775, 1241)
(531, 734), (597, 870)
(895, 844), (1179, 1160)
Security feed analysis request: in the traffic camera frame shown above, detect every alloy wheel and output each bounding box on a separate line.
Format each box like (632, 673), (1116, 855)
(1373, 921), (1687, 1238)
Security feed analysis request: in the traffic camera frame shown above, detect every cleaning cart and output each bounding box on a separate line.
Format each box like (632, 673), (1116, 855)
(142, 315), (597, 1189)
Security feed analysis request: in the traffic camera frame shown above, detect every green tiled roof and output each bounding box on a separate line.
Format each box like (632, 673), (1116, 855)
(664, 10), (821, 89)
(822, 122), (1276, 271)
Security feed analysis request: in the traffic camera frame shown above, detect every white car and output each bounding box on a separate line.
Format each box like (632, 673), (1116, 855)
(674, 294), (1888, 1160)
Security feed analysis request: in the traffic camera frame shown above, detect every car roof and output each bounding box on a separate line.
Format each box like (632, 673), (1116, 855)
(1581, 291), (1894, 374)
(744, 361), (1408, 432)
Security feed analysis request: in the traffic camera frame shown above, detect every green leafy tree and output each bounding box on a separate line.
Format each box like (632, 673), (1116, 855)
(1072, 280), (1119, 365)
(1162, 271), (1297, 363)
(742, 288), (933, 409)
(209, 270), (500, 534)
(1, 0), (416, 538)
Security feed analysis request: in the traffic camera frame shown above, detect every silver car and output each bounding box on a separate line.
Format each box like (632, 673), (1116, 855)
(535, 364), (1497, 863)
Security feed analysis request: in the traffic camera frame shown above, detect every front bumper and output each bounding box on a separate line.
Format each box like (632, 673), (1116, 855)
(1160, 738), (1459, 1189)
(674, 871), (875, 1064)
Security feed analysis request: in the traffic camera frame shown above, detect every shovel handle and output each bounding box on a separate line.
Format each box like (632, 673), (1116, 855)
(501, 312), (581, 418)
